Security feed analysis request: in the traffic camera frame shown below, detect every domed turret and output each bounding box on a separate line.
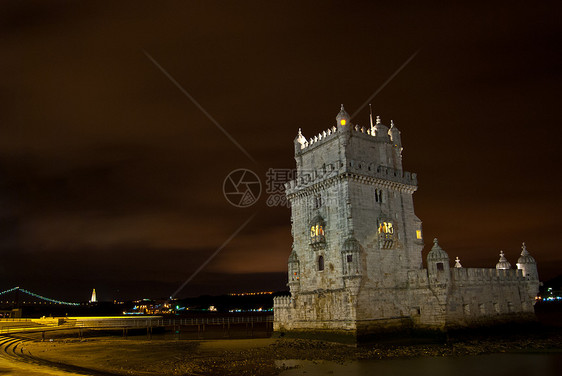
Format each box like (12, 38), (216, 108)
(341, 237), (362, 277)
(427, 238), (450, 284)
(336, 104), (351, 128)
(495, 251), (511, 270)
(516, 242), (538, 280)
(287, 249), (300, 293)
(517, 242), (535, 265)
(427, 238), (449, 263)
(388, 120), (402, 146)
(294, 128), (307, 152)
(374, 116), (390, 140)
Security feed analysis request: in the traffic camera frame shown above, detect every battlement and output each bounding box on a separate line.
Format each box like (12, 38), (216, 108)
(273, 295), (291, 308)
(452, 267), (524, 283)
(296, 122), (393, 153)
(296, 126), (338, 152)
(285, 161), (417, 195)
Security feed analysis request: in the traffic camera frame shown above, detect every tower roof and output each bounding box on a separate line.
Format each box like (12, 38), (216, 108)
(336, 104), (351, 127)
(342, 237), (362, 252)
(427, 238), (449, 261)
(496, 251), (512, 270)
(517, 242), (536, 265)
(389, 120), (400, 133)
(374, 115), (389, 138)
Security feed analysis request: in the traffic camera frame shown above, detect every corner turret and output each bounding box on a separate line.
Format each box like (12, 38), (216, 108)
(388, 120), (403, 170)
(516, 242), (538, 280)
(389, 120), (401, 147)
(336, 104), (351, 129)
(427, 238), (450, 283)
(294, 128), (307, 152)
(374, 116), (390, 141)
(341, 237), (363, 277)
(288, 249), (301, 293)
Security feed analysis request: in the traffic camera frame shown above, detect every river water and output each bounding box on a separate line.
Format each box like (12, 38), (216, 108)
(278, 352), (562, 376)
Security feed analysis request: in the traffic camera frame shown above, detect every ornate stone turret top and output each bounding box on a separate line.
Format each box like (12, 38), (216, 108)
(454, 257), (462, 268)
(427, 238), (449, 262)
(342, 237), (362, 252)
(294, 128), (307, 149)
(517, 242), (536, 265)
(389, 119), (401, 140)
(496, 251), (512, 270)
(336, 104), (351, 127)
(374, 115), (389, 138)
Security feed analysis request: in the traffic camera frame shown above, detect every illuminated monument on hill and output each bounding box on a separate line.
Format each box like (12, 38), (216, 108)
(273, 105), (540, 342)
(89, 289), (97, 303)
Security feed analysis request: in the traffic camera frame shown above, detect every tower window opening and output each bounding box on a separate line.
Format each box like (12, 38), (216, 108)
(436, 262), (444, 271)
(377, 219), (394, 249)
(318, 255), (325, 271)
(310, 224), (325, 244)
(314, 195), (322, 209)
(375, 189), (384, 203)
(346, 254), (353, 263)
(309, 216), (326, 246)
(377, 221), (394, 236)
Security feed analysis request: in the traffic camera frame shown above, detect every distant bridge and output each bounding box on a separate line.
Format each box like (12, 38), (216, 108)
(0, 287), (80, 306)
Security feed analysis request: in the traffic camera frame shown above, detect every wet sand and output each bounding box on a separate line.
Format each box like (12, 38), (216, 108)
(19, 333), (562, 376)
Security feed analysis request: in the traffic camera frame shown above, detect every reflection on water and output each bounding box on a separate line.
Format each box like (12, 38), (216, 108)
(277, 352), (562, 376)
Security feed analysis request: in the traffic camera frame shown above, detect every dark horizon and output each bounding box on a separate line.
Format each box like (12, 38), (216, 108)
(1, 1), (561, 302)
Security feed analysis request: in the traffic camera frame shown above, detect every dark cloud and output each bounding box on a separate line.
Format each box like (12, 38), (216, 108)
(1, 0), (561, 300)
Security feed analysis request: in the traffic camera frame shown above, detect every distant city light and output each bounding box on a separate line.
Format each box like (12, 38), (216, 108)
(228, 291), (273, 296)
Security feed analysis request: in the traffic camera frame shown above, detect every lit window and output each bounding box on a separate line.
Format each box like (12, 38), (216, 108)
(416, 230), (422, 239)
(340, 119), (346, 126)
(378, 221), (394, 235)
(310, 217), (326, 245)
(310, 224), (325, 238)
(378, 219), (395, 249)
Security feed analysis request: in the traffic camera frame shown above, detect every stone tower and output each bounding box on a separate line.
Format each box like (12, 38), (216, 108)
(274, 105), (539, 342)
(278, 105), (422, 340)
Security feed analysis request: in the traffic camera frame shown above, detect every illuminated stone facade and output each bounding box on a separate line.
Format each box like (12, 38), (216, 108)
(274, 105), (540, 341)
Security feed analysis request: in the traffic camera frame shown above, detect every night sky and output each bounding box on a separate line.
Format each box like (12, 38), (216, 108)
(1, 1), (561, 302)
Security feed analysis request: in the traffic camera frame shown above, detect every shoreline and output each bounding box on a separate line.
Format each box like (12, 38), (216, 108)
(16, 331), (562, 376)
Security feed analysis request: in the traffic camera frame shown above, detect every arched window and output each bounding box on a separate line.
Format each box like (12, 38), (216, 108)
(377, 217), (395, 249)
(318, 255), (324, 271)
(309, 216), (326, 245)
